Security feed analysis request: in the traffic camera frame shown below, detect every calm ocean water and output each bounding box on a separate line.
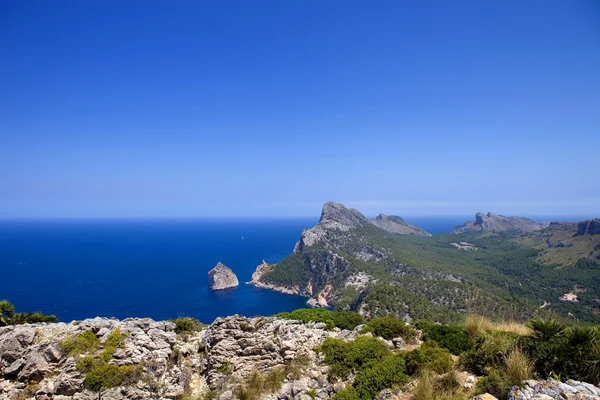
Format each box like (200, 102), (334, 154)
(0, 215), (581, 323)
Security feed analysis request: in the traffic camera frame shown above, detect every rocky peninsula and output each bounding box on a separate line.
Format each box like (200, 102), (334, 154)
(208, 262), (239, 290)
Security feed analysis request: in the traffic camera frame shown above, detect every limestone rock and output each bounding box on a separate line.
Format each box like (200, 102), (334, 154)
(470, 395), (498, 400)
(454, 212), (549, 234)
(508, 379), (600, 400)
(208, 262), (239, 290)
(370, 214), (431, 236)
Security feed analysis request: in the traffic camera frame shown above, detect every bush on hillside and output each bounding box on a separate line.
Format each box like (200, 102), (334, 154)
(415, 320), (472, 355)
(521, 319), (600, 383)
(405, 341), (453, 376)
(319, 336), (390, 379)
(460, 330), (518, 376)
(275, 308), (363, 330)
(361, 316), (417, 341)
(353, 354), (409, 400)
(171, 317), (204, 334)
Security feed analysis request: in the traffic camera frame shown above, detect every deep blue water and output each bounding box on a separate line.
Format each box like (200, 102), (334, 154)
(0, 216), (586, 323)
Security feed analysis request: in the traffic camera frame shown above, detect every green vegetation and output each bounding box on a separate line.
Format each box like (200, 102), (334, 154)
(62, 328), (145, 399)
(361, 316), (417, 341)
(83, 363), (144, 393)
(521, 318), (600, 383)
(0, 299), (57, 326)
(415, 320), (472, 355)
(351, 354), (409, 399)
(320, 336), (390, 379)
(171, 317), (204, 334)
(63, 330), (101, 355)
(405, 341), (453, 375)
(259, 210), (600, 323)
(275, 308), (364, 330)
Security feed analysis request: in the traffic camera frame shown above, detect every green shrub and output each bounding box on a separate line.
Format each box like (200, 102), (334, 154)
(405, 341), (453, 375)
(332, 388), (360, 400)
(320, 336), (390, 378)
(361, 317), (417, 341)
(63, 331), (101, 355)
(172, 317), (203, 334)
(83, 364), (144, 393)
(522, 319), (600, 383)
(460, 331), (517, 375)
(475, 368), (509, 399)
(275, 308), (363, 330)
(415, 320), (472, 355)
(76, 356), (101, 373)
(353, 354), (409, 400)
(333, 311), (365, 331)
(10, 312), (58, 324)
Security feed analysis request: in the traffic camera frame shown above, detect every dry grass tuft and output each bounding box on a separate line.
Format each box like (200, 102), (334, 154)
(464, 315), (494, 337)
(413, 370), (467, 400)
(493, 321), (532, 336)
(465, 315), (531, 337)
(504, 348), (533, 387)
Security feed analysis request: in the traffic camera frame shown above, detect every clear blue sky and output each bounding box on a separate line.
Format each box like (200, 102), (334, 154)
(1, 1), (599, 218)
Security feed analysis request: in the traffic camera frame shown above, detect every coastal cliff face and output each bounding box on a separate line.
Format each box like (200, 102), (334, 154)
(251, 202), (465, 320)
(250, 201), (600, 324)
(0, 316), (373, 400)
(208, 262), (239, 290)
(453, 212), (549, 234)
(370, 214), (431, 236)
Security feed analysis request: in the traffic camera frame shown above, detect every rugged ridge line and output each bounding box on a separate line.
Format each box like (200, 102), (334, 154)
(453, 212), (549, 234)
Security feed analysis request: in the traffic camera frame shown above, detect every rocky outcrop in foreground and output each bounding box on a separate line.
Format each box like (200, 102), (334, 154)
(454, 212), (549, 234)
(370, 214), (431, 236)
(208, 262), (239, 290)
(0, 316), (379, 400)
(473, 378), (600, 400)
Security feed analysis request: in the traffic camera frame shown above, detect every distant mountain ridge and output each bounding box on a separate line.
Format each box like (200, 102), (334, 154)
(453, 212), (549, 234)
(251, 201), (600, 323)
(370, 214), (431, 236)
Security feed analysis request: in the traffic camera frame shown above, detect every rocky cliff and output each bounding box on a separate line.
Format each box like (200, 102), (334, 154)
(3, 316), (600, 400)
(251, 202), (471, 320)
(577, 219), (600, 236)
(453, 212), (549, 234)
(0, 316), (382, 400)
(208, 262), (239, 290)
(370, 214), (431, 236)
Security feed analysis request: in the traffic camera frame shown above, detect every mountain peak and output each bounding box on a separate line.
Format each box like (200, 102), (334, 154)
(455, 212), (548, 234)
(319, 202), (368, 227)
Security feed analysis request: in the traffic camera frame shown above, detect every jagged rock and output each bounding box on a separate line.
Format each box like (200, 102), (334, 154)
(508, 379), (600, 399)
(470, 395), (498, 400)
(370, 214), (431, 236)
(54, 358), (84, 395)
(454, 212), (549, 234)
(577, 219), (600, 235)
(208, 262), (239, 290)
(17, 353), (50, 382)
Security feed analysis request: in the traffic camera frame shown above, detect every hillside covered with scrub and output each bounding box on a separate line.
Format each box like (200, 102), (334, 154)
(251, 202), (600, 323)
(1, 306), (600, 400)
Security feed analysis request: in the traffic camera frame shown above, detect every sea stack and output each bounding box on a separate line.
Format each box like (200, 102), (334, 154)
(208, 262), (239, 290)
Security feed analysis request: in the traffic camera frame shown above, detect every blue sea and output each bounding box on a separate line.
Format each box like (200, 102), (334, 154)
(0, 216), (583, 324)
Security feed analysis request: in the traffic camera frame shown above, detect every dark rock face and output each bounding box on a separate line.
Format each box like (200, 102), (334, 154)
(208, 262), (239, 290)
(454, 212), (549, 234)
(577, 219), (600, 236)
(370, 214), (431, 236)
